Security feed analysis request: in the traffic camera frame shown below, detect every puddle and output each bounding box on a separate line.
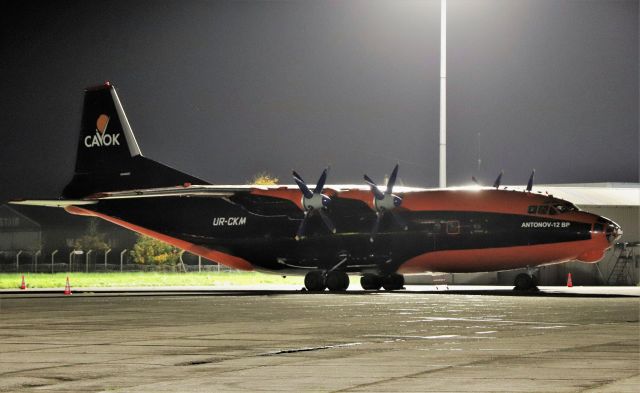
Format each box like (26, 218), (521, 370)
(529, 325), (567, 329)
(259, 342), (362, 356)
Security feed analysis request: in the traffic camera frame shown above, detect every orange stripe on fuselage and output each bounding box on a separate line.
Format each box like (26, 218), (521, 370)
(398, 237), (610, 274)
(65, 206), (254, 271)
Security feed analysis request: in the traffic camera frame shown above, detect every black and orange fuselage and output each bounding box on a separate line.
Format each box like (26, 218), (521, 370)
(65, 185), (619, 276)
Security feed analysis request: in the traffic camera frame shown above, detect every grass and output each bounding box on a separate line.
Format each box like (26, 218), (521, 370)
(0, 272), (304, 289)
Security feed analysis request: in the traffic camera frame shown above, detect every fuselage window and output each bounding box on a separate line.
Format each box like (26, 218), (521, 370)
(447, 220), (460, 235)
(537, 205), (549, 215)
(528, 205), (537, 214)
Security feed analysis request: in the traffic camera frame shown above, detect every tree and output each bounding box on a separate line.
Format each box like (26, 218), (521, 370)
(74, 218), (109, 251)
(130, 234), (180, 266)
(248, 171), (279, 185)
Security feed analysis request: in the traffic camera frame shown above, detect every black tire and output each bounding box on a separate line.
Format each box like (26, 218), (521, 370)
(326, 271), (349, 291)
(382, 273), (405, 291)
(360, 274), (383, 290)
(304, 271), (326, 292)
(514, 273), (534, 291)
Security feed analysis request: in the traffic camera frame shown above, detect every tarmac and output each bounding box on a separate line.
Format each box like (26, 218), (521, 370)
(0, 285), (638, 392)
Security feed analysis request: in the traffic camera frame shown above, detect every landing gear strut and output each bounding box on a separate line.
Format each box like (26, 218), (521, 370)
(513, 273), (539, 291)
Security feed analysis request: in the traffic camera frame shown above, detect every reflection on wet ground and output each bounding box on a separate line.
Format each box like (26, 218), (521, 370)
(0, 291), (638, 392)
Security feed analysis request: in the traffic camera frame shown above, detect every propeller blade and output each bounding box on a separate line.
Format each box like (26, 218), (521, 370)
(317, 209), (336, 234)
(369, 212), (384, 242)
(313, 168), (328, 194)
(295, 212), (308, 240)
(526, 169), (535, 192)
(292, 171), (314, 199)
(472, 176), (480, 185)
(364, 174), (385, 200)
(492, 170), (504, 189)
(390, 211), (408, 230)
(386, 164), (399, 194)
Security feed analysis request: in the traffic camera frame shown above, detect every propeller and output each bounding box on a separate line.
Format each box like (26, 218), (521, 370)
(292, 168), (336, 240)
(472, 170), (503, 189)
(363, 164), (408, 242)
(526, 169), (535, 192)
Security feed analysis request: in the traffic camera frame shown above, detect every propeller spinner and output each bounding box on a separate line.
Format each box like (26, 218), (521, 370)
(364, 164), (408, 242)
(292, 168), (336, 240)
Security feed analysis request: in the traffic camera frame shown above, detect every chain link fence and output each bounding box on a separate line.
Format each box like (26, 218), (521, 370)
(0, 249), (236, 273)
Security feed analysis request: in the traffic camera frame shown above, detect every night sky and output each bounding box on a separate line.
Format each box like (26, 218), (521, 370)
(1, 0), (638, 203)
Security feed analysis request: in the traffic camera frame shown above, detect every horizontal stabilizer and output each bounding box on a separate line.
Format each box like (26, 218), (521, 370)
(9, 199), (98, 208)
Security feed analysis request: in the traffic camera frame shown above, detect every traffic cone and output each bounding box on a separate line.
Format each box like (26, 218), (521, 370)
(19, 275), (26, 290)
(64, 276), (72, 295)
(566, 272), (573, 288)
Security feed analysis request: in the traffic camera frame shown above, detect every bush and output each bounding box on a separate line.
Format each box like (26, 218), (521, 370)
(130, 235), (180, 266)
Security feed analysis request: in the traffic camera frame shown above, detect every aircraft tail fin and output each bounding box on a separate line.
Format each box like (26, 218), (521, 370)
(63, 83), (208, 198)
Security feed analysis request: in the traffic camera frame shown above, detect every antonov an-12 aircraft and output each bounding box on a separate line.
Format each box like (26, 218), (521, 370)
(12, 83), (622, 291)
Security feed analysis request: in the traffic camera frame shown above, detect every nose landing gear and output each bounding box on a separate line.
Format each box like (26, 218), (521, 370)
(513, 272), (539, 291)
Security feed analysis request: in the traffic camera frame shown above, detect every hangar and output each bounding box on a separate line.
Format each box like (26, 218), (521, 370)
(409, 182), (640, 286)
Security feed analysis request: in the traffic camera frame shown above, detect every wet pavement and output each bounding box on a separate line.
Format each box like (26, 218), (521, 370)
(0, 289), (638, 392)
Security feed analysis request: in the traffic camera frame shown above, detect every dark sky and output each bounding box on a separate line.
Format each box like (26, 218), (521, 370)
(1, 0), (638, 203)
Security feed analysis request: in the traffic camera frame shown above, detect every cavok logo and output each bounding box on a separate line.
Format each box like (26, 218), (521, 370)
(84, 114), (121, 148)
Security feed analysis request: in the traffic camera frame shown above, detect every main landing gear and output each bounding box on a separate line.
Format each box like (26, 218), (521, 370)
(304, 270), (350, 292)
(360, 273), (404, 291)
(303, 271), (405, 292)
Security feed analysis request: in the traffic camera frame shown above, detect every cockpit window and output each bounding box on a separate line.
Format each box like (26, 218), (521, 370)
(528, 206), (537, 214)
(537, 205), (549, 215)
(552, 203), (578, 213)
(593, 223), (604, 232)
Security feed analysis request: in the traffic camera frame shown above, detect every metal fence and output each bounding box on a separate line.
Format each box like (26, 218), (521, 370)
(0, 249), (236, 273)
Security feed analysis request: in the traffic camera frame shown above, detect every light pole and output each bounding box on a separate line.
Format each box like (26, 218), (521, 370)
(104, 248), (111, 271)
(34, 250), (41, 273)
(120, 249), (128, 272)
(16, 250), (23, 272)
(439, 0), (447, 188)
(85, 250), (93, 273)
(51, 250), (58, 273)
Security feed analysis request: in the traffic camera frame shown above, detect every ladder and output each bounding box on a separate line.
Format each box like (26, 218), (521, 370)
(606, 242), (639, 285)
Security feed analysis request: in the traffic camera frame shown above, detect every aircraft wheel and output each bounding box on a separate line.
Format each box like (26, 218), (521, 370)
(513, 273), (538, 291)
(304, 271), (326, 292)
(382, 273), (405, 291)
(360, 274), (383, 290)
(326, 271), (349, 291)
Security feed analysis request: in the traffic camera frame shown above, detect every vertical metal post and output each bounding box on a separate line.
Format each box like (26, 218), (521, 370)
(217, 262), (220, 272)
(34, 250), (41, 273)
(85, 250), (93, 273)
(198, 256), (202, 272)
(51, 250), (58, 273)
(16, 250), (23, 272)
(104, 249), (111, 271)
(439, 0), (447, 188)
(120, 249), (127, 272)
